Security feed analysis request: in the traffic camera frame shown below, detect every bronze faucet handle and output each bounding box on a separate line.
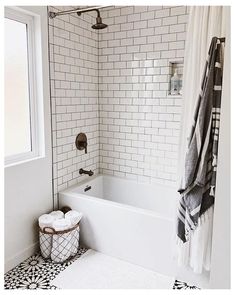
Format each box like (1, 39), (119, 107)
(75, 133), (88, 154)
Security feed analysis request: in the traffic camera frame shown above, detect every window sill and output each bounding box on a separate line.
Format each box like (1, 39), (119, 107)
(4, 154), (45, 168)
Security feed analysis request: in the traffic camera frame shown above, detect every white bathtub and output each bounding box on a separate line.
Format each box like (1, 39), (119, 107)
(59, 174), (178, 276)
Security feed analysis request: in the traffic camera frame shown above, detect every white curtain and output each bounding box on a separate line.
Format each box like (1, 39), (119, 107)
(177, 6), (228, 274)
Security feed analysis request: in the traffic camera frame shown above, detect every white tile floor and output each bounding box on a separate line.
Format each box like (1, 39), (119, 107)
(52, 249), (174, 289)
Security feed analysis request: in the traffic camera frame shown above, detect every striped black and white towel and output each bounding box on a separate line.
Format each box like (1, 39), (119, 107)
(177, 37), (224, 243)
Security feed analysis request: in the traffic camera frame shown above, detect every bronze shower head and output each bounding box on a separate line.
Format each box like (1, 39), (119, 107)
(77, 8), (108, 30)
(92, 16), (108, 30)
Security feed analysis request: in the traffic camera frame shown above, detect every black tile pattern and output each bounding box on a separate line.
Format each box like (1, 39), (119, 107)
(173, 279), (200, 289)
(4, 248), (199, 289)
(4, 247), (87, 289)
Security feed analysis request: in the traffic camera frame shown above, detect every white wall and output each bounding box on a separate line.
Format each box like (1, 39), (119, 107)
(4, 6), (53, 272)
(49, 6), (189, 193)
(48, 6), (99, 205)
(98, 6), (188, 186)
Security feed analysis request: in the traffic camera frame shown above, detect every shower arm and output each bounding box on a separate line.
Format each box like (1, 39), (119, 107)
(48, 6), (111, 19)
(77, 8), (100, 18)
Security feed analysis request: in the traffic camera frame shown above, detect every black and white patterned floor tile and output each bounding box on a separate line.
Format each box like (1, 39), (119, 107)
(4, 247), (88, 289)
(4, 248), (199, 289)
(173, 279), (200, 289)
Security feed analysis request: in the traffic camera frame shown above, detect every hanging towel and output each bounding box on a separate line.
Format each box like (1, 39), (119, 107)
(177, 37), (224, 243)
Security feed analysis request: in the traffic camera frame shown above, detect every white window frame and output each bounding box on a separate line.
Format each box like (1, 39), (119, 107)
(4, 7), (42, 166)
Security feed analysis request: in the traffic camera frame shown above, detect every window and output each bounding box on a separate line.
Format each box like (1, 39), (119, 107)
(4, 8), (42, 166)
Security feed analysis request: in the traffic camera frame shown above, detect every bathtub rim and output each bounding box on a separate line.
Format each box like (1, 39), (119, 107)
(59, 175), (175, 222)
(61, 173), (177, 194)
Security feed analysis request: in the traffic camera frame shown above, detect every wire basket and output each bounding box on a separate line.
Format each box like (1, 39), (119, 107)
(39, 223), (80, 263)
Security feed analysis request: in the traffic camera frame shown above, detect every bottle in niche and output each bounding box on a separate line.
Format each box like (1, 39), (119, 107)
(170, 69), (180, 95)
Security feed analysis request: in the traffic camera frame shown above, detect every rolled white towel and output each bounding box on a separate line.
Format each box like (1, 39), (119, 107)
(49, 210), (64, 220)
(52, 218), (72, 231)
(65, 210), (83, 226)
(38, 214), (55, 230)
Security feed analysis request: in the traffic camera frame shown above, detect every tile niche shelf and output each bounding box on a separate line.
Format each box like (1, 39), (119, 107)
(168, 59), (183, 97)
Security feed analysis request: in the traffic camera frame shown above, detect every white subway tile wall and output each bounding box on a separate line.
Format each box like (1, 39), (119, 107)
(48, 6), (189, 200)
(98, 6), (188, 186)
(48, 6), (99, 198)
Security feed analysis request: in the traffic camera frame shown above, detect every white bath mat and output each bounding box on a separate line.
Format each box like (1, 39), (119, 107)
(51, 249), (174, 289)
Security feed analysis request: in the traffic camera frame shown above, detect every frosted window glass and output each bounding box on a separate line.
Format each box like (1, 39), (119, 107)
(4, 18), (32, 158)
